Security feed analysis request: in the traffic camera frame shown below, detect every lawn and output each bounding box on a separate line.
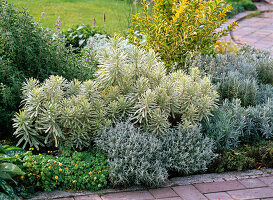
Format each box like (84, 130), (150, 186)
(9, 0), (136, 34)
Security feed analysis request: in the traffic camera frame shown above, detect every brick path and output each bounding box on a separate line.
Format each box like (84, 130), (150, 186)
(221, 2), (273, 53)
(56, 175), (273, 200)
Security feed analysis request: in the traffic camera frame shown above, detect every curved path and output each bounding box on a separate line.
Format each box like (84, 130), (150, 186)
(221, 2), (273, 53)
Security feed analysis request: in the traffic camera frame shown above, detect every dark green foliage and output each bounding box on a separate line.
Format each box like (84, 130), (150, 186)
(0, 145), (25, 200)
(211, 147), (255, 173)
(226, 0), (257, 18)
(203, 99), (246, 148)
(0, 1), (93, 139)
(162, 126), (216, 175)
(211, 140), (273, 173)
(95, 121), (168, 187)
(62, 25), (108, 52)
(18, 150), (108, 192)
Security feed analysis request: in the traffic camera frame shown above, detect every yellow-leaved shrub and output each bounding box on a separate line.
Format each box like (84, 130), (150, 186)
(129, 0), (237, 70)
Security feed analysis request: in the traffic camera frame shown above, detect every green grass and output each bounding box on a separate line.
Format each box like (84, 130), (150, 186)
(9, 0), (136, 34)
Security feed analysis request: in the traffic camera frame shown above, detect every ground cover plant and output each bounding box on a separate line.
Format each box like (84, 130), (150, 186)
(17, 149), (108, 192)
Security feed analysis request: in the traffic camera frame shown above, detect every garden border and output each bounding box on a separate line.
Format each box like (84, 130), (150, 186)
(30, 168), (273, 199)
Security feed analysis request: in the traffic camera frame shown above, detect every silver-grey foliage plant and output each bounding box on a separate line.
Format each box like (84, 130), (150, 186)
(95, 121), (168, 187)
(162, 125), (217, 175)
(13, 36), (218, 149)
(95, 121), (217, 187)
(13, 76), (106, 150)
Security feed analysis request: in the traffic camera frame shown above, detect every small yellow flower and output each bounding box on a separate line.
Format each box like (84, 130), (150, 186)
(20, 175), (24, 179)
(39, 153), (41, 155)
(89, 171), (92, 175)
(55, 176), (58, 179)
(15, 154), (19, 158)
(59, 163), (62, 166)
(75, 164), (78, 167)
(72, 180), (76, 183)
(94, 177), (97, 180)
(59, 168), (63, 172)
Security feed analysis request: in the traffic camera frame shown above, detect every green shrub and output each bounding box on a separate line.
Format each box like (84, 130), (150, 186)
(95, 121), (168, 187)
(13, 77), (106, 150)
(203, 99), (246, 148)
(0, 1), (93, 139)
(128, 0), (236, 70)
(62, 25), (108, 52)
(162, 126), (216, 175)
(211, 140), (273, 173)
(18, 150), (108, 192)
(211, 147), (256, 173)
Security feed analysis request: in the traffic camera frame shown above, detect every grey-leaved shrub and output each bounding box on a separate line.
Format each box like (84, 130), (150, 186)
(191, 45), (273, 107)
(95, 121), (168, 187)
(95, 36), (218, 133)
(161, 126), (217, 175)
(12, 76), (106, 150)
(244, 98), (273, 141)
(203, 99), (246, 148)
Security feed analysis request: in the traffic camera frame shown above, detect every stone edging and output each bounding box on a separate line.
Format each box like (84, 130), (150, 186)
(30, 168), (273, 200)
(230, 3), (273, 43)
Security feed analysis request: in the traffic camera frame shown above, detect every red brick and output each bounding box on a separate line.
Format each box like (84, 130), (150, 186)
(259, 176), (273, 186)
(194, 180), (245, 193)
(239, 178), (267, 188)
(227, 187), (273, 200)
(172, 185), (207, 200)
(74, 194), (102, 200)
(204, 192), (233, 200)
(149, 187), (178, 199)
(101, 191), (154, 200)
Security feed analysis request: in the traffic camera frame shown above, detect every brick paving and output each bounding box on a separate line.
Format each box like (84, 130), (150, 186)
(221, 2), (273, 53)
(52, 175), (273, 200)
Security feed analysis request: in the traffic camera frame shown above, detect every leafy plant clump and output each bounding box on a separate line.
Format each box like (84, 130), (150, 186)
(203, 99), (246, 148)
(96, 121), (168, 187)
(13, 77), (106, 150)
(162, 125), (216, 175)
(129, 0), (237, 70)
(96, 121), (217, 187)
(62, 24), (108, 52)
(0, 1), (93, 140)
(211, 140), (273, 173)
(18, 150), (108, 192)
(96, 36), (218, 134)
(13, 36), (218, 150)
(0, 145), (25, 200)
(191, 46), (273, 107)
(204, 98), (273, 147)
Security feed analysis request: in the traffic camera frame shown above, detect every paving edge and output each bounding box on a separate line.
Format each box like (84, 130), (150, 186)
(230, 4), (273, 43)
(29, 168), (273, 200)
